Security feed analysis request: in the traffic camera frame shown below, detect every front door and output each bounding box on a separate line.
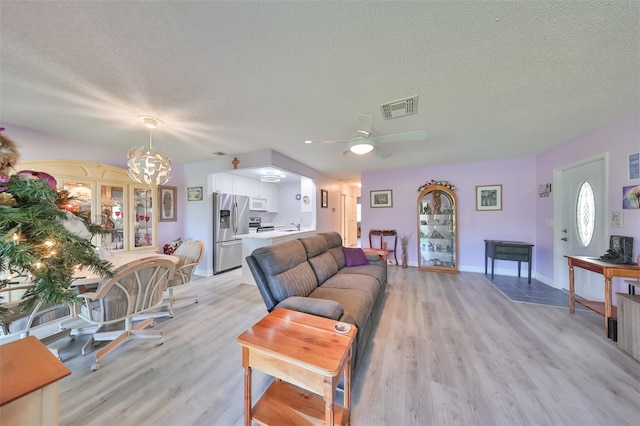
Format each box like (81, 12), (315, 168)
(554, 154), (607, 300)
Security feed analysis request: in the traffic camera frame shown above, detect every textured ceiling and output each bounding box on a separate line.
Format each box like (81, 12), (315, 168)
(1, 1), (638, 182)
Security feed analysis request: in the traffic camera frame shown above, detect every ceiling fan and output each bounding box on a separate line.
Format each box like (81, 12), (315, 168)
(306, 113), (426, 159)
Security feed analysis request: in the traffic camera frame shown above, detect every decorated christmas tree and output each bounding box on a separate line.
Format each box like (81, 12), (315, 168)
(0, 133), (113, 326)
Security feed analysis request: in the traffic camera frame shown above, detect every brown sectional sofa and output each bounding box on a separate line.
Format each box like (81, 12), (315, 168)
(245, 231), (386, 370)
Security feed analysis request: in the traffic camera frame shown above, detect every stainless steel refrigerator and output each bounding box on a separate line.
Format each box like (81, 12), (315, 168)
(213, 193), (249, 274)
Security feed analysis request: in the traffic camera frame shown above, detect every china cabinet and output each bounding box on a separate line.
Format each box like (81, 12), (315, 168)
(16, 160), (158, 253)
(417, 185), (458, 273)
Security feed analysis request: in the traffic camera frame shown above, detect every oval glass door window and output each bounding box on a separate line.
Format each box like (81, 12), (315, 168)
(576, 181), (595, 247)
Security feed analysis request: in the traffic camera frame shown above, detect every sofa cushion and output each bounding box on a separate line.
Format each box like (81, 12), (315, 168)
(299, 235), (329, 258)
(338, 263), (387, 290)
(309, 252), (339, 284)
(343, 247), (369, 267)
(299, 235), (339, 284)
(309, 286), (375, 333)
(251, 240), (318, 301)
(322, 273), (380, 296)
(321, 232), (346, 269)
(274, 296), (344, 320)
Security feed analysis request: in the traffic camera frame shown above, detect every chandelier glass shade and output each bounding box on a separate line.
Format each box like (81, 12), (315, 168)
(127, 117), (172, 185)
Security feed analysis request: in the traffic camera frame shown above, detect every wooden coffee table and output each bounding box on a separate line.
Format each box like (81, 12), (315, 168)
(236, 308), (357, 426)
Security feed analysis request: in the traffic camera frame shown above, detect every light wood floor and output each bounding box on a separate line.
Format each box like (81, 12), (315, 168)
(55, 267), (640, 425)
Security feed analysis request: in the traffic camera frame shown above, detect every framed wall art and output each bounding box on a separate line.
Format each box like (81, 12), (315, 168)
(623, 184), (640, 209)
(629, 152), (639, 180)
(320, 189), (328, 208)
(159, 186), (177, 221)
(187, 186), (203, 201)
(370, 189), (393, 208)
(476, 184), (502, 211)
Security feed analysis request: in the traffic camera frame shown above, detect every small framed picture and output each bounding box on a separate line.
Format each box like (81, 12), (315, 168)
(320, 189), (328, 208)
(159, 186), (177, 221)
(611, 211), (624, 228)
(629, 152), (639, 180)
(476, 185), (502, 211)
(187, 186), (203, 202)
(370, 189), (393, 208)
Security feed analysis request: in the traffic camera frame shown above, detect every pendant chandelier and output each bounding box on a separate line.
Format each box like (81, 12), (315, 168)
(127, 117), (172, 185)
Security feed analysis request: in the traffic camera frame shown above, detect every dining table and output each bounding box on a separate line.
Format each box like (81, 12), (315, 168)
(73, 251), (180, 289)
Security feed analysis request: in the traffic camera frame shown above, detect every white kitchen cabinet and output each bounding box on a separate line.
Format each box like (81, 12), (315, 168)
(232, 175), (252, 197)
(250, 179), (267, 199)
(266, 183), (278, 212)
(213, 173), (233, 194)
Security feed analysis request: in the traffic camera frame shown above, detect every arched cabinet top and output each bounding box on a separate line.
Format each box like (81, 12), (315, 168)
(15, 159), (133, 184)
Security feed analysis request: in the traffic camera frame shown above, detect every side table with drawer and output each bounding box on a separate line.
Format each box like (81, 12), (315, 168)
(484, 240), (534, 284)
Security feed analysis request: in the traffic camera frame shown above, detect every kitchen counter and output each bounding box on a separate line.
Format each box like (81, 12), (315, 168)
(236, 228), (316, 239)
(239, 228), (317, 285)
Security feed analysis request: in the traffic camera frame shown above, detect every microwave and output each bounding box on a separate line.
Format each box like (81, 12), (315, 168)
(250, 197), (268, 211)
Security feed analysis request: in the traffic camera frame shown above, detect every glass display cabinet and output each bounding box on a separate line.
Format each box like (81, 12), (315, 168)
(132, 187), (154, 248)
(417, 184), (458, 273)
(16, 160), (157, 253)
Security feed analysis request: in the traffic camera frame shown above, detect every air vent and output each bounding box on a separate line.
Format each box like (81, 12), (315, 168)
(212, 151), (226, 156)
(380, 95), (418, 120)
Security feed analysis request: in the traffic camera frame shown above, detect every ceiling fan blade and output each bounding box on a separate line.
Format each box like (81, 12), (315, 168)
(355, 113), (373, 136)
(335, 148), (351, 159)
(306, 139), (347, 145)
(372, 129), (426, 144)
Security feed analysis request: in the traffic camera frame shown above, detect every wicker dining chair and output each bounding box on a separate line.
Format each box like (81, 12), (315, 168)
(165, 240), (204, 317)
(66, 256), (175, 371)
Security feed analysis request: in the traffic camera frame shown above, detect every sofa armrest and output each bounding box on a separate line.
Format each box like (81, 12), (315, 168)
(274, 297), (344, 320)
(246, 255), (278, 311)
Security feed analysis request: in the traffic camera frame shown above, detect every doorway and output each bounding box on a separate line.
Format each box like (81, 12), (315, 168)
(340, 193), (357, 247)
(553, 153), (608, 300)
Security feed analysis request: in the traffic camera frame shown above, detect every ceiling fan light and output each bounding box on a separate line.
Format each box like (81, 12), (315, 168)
(350, 141), (374, 155)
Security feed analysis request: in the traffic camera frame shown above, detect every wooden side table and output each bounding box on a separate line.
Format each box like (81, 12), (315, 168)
(361, 247), (389, 261)
(369, 229), (398, 265)
(0, 336), (71, 425)
(237, 308), (357, 426)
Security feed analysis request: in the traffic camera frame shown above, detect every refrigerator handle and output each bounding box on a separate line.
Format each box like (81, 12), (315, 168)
(234, 201), (238, 234)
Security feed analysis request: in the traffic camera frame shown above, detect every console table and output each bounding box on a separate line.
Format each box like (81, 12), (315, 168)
(361, 247), (389, 261)
(236, 308), (356, 426)
(565, 255), (640, 334)
(485, 240), (534, 283)
(369, 229), (398, 265)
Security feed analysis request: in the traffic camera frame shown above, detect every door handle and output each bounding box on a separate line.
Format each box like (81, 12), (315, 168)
(561, 237), (568, 241)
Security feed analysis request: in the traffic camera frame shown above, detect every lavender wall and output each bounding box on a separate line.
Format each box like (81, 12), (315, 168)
(6, 124), (186, 250)
(536, 111), (640, 297)
(362, 157), (537, 273)
(362, 111), (640, 292)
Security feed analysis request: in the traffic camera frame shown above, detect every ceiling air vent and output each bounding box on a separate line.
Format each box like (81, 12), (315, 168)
(380, 95), (418, 120)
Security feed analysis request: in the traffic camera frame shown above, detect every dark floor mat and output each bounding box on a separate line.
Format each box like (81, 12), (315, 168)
(486, 274), (590, 310)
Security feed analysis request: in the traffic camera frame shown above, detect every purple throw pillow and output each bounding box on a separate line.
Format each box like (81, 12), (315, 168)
(342, 247), (369, 267)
